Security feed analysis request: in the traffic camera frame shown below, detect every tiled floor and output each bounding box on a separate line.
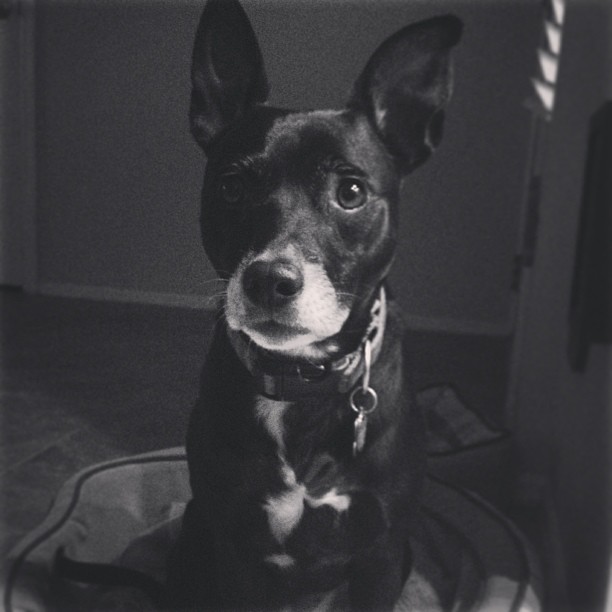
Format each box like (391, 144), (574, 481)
(0, 289), (510, 558)
(1, 290), (213, 556)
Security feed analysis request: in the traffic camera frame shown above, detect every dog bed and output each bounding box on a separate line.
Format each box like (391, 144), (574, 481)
(2, 453), (540, 611)
(1, 387), (541, 611)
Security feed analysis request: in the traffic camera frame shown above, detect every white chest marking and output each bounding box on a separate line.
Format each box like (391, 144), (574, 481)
(306, 487), (351, 512)
(265, 553), (296, 569)
(255, 397), (290, 451)
(264, 483), (352, 544)
(256, 397), (351, 543)
(264, 483), (307, 543)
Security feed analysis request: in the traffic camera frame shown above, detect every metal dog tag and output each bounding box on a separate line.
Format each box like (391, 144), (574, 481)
(350, 386), (378, 456)
(353, 411), (368, 456)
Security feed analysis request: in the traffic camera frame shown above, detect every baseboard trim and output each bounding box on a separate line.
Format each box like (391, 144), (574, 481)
(38, 282), (212, 310)
(402, 312), (513, 337)
(37, 281), (512, 336)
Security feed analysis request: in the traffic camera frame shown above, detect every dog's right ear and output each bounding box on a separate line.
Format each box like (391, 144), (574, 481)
(190, 0), (269, 151)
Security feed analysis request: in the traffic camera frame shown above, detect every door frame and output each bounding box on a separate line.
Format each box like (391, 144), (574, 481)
(0, 0), (37, 290)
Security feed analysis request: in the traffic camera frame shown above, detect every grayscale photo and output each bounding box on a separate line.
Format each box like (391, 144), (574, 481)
(1, 0), (611, 610)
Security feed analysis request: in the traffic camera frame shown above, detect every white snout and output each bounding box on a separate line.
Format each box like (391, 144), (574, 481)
(225, 248), (349, 358)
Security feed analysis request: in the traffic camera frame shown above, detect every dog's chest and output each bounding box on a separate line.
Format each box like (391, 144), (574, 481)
(254, 397), (353, 547)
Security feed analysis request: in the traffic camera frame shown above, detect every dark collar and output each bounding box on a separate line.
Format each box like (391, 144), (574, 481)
(226, 287), (387, 401)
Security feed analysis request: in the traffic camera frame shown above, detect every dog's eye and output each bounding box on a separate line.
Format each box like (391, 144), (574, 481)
(218, 173), (246, 206)
(337, 178), (367, 210)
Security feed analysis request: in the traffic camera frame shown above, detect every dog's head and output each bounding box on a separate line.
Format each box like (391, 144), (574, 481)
(191, 0), (461, 360)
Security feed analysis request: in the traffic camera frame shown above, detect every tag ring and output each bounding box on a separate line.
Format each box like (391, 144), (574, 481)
(350, 386), (378, 415)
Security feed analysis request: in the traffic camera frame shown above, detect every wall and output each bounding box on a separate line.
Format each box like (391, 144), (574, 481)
(33, 0), (540, 330)
(0, 8), (25, 286)
(34, 0), (213, 305)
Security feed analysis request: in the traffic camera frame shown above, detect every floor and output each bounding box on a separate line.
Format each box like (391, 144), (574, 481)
(0, 288), (511, 558)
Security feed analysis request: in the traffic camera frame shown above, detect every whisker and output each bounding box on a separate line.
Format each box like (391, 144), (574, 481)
(202, 290), (228, 307)
(200, 277), (229, 287)
(207, 306), (227, 335)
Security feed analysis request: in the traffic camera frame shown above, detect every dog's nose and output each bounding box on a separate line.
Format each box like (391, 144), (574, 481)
(243, 260), (304, 307)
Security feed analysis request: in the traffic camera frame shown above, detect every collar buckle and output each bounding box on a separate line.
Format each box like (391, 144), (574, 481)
(296, 361), (329, 382)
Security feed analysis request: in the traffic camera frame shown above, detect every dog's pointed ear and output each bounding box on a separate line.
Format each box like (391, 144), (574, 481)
(349, 15), (462, 173)
(190, 0), (269, 151)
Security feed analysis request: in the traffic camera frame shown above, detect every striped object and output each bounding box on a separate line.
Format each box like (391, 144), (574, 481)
(529, 0), (566, 117)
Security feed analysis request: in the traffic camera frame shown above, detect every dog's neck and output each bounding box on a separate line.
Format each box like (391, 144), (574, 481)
(226, 286), (387, 402)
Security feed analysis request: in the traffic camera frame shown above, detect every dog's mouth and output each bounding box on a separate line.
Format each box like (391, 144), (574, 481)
(240, 319), (328, 356)
(250, 320), (311, 340)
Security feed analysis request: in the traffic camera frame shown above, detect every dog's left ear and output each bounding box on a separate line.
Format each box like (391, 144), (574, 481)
(349, 15), (462, 173)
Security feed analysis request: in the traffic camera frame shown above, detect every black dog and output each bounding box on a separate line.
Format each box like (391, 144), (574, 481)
(168, 1), (461, 609)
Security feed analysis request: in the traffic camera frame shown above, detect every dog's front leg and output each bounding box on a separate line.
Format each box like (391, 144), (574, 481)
(348, 535), (408, 611)
(168, 497), (271, 610)
(166, 498), (219, 609)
